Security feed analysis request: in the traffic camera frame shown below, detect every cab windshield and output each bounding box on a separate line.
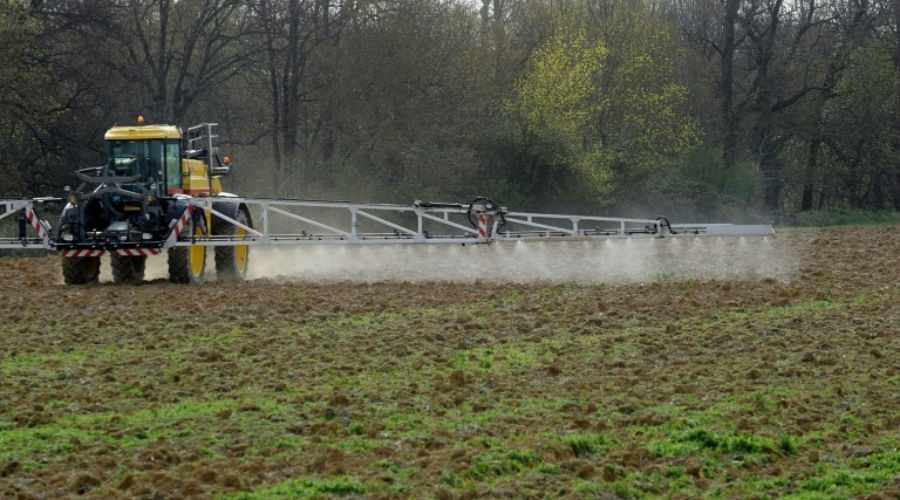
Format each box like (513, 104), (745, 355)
(106, 139), (182, 196)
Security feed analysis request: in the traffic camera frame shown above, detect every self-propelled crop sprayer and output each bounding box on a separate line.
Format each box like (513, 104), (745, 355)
(0, 120), (774, 285)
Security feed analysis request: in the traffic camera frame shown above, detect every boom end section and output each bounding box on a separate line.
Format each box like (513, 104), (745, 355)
(673, 224), (775, 236)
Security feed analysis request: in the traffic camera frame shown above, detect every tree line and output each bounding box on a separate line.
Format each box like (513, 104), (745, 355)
(1, 0), (897, 219)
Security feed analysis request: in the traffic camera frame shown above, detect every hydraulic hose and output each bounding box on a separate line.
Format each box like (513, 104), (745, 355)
(656, 216), (678, 235)
(467, 196), (506, 234)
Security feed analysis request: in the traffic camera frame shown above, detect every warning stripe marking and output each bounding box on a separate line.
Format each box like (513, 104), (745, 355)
(164, 205), (195, 247)
(477, 214), (488, 240)
(25, 207), (49, 242)
(63, 248), (161, 257)
(63, 249), (105, 258)
(115, 248), (161, 257)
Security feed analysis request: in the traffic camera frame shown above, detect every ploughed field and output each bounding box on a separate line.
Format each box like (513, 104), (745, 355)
(0, 225), (897, 500)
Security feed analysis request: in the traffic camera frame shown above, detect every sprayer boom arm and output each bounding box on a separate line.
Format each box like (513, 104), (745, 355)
(1, 196), (774, 252)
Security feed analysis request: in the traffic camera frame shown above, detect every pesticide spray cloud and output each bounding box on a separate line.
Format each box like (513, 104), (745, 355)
(236, 235), (795, 284)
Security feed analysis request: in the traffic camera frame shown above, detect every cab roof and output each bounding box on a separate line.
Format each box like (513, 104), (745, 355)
(105, 125), (182, 141)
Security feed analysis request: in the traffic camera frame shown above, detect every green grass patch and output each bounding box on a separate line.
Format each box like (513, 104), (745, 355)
(467, 450), (538, 481)
(219, 476), (366, 500)
(0, 396), (301, 465)
(552, 432), (613, 457)
(784, 451), (900, 499)
(779, 434), (798, 456)
(446, 345), (546, 373)
(0, 425), (104, 463)
(649, 428), (778, 457)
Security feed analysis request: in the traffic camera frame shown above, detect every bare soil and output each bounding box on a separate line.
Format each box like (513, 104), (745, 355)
(0, 225), (897, 499)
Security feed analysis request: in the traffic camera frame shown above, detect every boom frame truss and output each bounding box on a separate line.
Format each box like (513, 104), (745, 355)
(1, 196), (774, 252)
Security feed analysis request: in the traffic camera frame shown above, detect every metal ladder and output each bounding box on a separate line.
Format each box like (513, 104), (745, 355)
(186, 123), (229, 175)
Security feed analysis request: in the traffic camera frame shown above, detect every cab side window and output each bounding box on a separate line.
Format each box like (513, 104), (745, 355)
(148, 141), (163, 184)
(164, 140), (183, 195)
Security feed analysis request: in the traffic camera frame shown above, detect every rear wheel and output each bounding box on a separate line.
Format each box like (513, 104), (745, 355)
(62, 256), (100, 285)
(214, 205), (252, 281)
(168, 218), (206, 284)
(111, 254), (146, 284)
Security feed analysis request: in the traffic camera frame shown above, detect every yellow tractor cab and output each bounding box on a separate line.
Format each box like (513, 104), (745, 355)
(103, 121), (230, 197)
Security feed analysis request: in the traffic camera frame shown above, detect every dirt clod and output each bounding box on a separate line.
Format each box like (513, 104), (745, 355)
(448, 369), (466, 387)
(0, 462), (19, 478)
(69, 473), (101, 493)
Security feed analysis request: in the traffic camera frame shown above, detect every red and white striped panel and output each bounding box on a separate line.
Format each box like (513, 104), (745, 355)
(164, 205), (195, 247)
(25, 207), (49, 243)
(63, 249), (105, 258)
(115, 248), (161, 257)
(477, 214), (488, 239)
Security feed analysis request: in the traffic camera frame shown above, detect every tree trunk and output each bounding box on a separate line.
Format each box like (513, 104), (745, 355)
(281, 0), (302, 164)
(155, 0), (169, 121)
(260, 0), (282, 172)
(480, 0), (490, 45)
(316, 0), (330, 41)
(870, 169), (886, 209)
(720, 0), (740, 170)
(763, 173), (782, 211)
(754, 126), (783, 212)
(891, 170), (900, 210)
(800, 139), (820, 210)
(492, 0), (504, 46)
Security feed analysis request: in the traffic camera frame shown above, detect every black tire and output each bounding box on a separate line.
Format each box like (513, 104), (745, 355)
(111, 254), (146, 284)
(168, 217), (206, 284)
(62, 256), (100, 285)
(214, 204), (252, 281)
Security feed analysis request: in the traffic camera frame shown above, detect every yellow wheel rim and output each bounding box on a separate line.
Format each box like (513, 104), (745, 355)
(190, 227), (205, 277)
(235, 226), (248, 272)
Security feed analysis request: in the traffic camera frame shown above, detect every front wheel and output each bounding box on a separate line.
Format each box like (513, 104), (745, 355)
(111, 254), (146, 284)
(168, 218), (206, 284)
(62, 256), (100, 285)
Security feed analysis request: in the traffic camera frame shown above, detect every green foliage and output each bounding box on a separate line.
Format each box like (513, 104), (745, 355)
(505, 8), (700, 206)
(0, 0), (897, 216)
(0, 2), (69, 196)
(511, 29), (605, 139)
(473, 121), (581, 207)
(651, 146), (762, 216)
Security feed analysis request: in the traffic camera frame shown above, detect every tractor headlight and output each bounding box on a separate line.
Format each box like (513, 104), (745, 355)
(61, 232), (74, 242)
(142, 232), (153, 240)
